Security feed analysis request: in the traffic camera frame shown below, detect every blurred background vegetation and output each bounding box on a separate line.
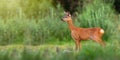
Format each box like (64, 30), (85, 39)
(0, 0), (120, 45)
(0, 0), (120, 60)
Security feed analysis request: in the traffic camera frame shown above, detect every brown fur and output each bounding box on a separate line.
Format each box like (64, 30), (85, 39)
(62, 12), (106, 50)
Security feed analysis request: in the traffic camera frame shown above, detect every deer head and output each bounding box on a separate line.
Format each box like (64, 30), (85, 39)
(61, 12), (72, 22)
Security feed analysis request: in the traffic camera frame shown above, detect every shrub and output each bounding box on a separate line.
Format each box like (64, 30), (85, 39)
(76, 0), (118, 40)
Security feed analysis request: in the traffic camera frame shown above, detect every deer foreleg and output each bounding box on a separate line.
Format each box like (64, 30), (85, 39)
(75, 40), (81, 50)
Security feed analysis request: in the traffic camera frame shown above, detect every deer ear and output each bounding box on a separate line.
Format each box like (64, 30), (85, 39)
(64, 11), (69, 15)
(68, 14), (71, 17)
(64, 11), (71, 16)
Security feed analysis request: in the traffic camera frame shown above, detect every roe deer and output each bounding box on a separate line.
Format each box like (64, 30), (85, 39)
(61, 12), (106, 50)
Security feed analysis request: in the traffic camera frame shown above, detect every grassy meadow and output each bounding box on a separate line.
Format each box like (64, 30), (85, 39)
(0, 41), (120, 60)
(0, 0), (120, 60)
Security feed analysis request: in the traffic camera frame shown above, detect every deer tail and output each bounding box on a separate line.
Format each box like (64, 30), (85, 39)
(100, 29), (104, 34)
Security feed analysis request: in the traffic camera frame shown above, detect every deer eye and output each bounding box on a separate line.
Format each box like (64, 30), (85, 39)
(67, 14), (71, 17)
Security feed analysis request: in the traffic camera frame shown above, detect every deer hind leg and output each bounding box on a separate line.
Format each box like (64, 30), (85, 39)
(91, 37), (106, 47)
(96, 39), (106, 47)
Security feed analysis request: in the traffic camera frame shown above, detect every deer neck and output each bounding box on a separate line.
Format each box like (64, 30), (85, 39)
(67, 20), (75, 31)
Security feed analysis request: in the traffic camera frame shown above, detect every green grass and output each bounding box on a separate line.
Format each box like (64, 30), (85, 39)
(0, 0), (119, 60)
(0, 41), (120, 60)
(0, 0), (119, 45)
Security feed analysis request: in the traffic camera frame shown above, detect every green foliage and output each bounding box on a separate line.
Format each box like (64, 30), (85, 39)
(0, 41), (120, 60)
(0, 0), (70, 45)
(0, 12), (71, 45)
(20, 0), (53, 19)
(0, 0), (119, 60)
(76, 0), (118, 40)
(0, 0), (119, 45)
(0, 0), (54, 19)
(0, 4), (71, 45)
